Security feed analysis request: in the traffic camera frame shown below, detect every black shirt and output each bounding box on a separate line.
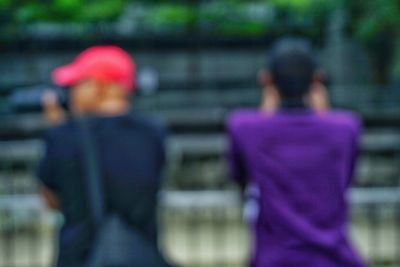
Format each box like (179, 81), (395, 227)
(38, 112), (167, 265)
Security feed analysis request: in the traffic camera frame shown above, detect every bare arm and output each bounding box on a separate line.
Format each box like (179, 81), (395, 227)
(308, 83), (330, 112)
(42, 90), (66, 125)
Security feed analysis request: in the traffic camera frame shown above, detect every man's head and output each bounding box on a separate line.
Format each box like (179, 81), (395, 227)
(52, 46), (136, 114)
(259, 38), (327, 110)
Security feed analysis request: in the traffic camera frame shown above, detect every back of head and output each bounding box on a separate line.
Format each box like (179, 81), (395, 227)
(268, 37), (317, 100)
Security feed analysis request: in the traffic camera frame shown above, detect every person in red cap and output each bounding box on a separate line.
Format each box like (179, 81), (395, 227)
(43, 46), (136, 120)
(38, 46), (172, 267)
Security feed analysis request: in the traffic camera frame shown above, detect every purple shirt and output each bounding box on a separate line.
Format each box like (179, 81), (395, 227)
(227, 109), (367, 267)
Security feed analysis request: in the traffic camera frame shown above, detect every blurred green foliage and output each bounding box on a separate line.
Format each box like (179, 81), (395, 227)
(0, 0), (126, 22)
(0, 0), (397, 40)
(0, 0), (338, 38)
(269, 0), (338, 41)
(270, 0), (337, 12)
(346, 0), (400, 82)
(346, 0), (399, 41)
(0, 0), (398, 82)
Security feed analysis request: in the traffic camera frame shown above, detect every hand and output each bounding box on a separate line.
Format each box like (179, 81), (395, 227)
(260, 86), (280, 112)
(41, 90), (66, 125)
(39, 186), (59, 210)
(308, 83), (330, 112)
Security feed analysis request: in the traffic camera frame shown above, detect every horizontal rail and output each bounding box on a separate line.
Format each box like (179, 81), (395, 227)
(0, 188), (399, 212)
(1, 107), (400, 136)
(0, 132), (399, 162)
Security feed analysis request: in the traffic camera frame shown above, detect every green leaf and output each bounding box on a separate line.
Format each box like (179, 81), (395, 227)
(78, 0), (125, 21)
(0, 0), (12, 9)
(15, 3), (49, 23)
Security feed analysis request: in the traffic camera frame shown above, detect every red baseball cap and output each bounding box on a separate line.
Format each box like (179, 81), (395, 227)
(52, 46), (136, 92)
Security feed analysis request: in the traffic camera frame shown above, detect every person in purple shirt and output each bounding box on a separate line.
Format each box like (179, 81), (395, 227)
(227, 38), (367, 267)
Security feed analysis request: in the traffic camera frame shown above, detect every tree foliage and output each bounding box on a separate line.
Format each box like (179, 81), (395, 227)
(0, 0), (337, 38)
(0, 0), (398, 82)
(0, 0), (126, 22)
(346, 0), (400, 82)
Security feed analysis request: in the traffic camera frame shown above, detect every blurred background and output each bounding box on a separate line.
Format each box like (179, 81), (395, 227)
(0, 0), (399, 266)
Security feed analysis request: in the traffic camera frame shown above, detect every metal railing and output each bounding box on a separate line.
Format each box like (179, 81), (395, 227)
(0, 190), (399, 267)
(0, 131), (399, 267)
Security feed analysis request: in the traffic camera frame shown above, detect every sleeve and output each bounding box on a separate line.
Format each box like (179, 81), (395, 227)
(227, 120), (248, 188)
(37, 130), (60, 191)
(159, 127), (167, 171)
(154, 119), (168, 171)
(346, 116), (363, 187)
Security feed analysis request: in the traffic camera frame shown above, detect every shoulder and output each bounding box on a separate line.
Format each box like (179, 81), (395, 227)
(319, 110), (362, 136)
(226, 109), (270, 133)
(128, 112), (167, 138)
(41, 120), (78, 157)
(43, 120), (75, 143)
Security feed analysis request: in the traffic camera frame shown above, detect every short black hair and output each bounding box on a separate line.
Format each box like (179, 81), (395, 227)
(267, 37), (317, 99)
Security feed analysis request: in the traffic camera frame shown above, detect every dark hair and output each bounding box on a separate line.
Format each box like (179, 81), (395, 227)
(267, 37), (317, 100)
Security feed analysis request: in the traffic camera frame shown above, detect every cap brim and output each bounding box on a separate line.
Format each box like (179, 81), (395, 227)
(52, 63), (82, 87)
